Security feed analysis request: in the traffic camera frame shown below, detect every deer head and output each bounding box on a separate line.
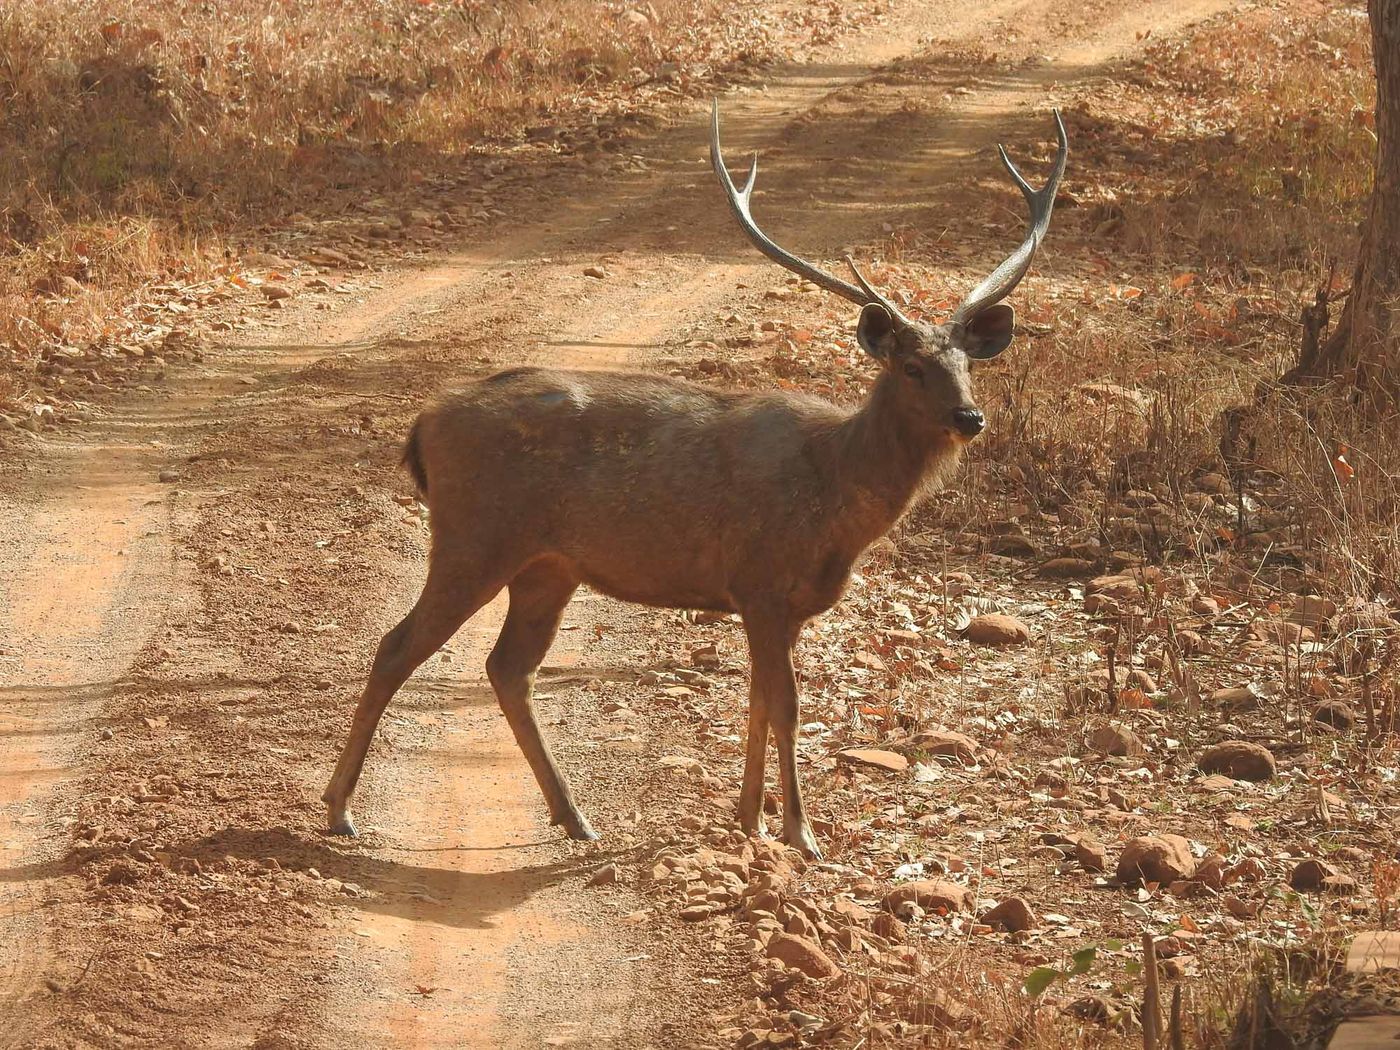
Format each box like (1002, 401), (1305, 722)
(711, 103), (1068, 444)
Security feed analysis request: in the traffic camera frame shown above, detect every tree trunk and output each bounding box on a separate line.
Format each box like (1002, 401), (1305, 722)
(1309, 0), (1400, 403)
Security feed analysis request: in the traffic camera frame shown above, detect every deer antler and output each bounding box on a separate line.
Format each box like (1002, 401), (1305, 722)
(710, 102), (913, 327)
(949, 110), (1068, 330)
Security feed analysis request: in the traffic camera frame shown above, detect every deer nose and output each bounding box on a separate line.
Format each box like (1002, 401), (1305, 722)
(951, 407), (985, 437)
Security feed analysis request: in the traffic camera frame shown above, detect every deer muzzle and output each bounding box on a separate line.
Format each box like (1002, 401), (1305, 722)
(951, 407), (986, 438)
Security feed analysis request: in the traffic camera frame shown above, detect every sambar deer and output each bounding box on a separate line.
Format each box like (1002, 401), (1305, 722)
(323, 103), (1067, 858)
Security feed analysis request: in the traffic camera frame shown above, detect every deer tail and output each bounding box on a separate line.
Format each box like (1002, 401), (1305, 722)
(402, 419), (428, 496)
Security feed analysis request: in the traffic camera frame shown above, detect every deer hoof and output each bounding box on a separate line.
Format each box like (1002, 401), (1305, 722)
(739, 813), (768, 839)
(327, 810), (359, 838)
(557, 811), (599, 842)
(784, 826), (823, 861)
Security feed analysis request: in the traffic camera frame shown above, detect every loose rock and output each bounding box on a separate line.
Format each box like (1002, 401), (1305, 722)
(1198, 740), (1276, 781)
(1039, 557), (1096, 578)
(657, 755), (705, 776)
(907, 729), (978, 764)
(880, 880), (973, 914)
(962, 614), (1030, 647)
(1210, 685), (1261, 711)
(1074, 837), (1109, 872)
(765, 933), (840, 979)
(1088, 722), (1146, 757)
(586, 863), (618, 887)
(1313, 701), (1357, 731)
(871, 911), (905, 942)
(981, 896), (1035, 932)
(837, 748), (908, 774)
(1289, 858), (1337, 892)
(1116, 835), (1196, 885)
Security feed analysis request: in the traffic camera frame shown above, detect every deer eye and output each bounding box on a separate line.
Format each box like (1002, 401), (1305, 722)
(902, 362), (924, 382)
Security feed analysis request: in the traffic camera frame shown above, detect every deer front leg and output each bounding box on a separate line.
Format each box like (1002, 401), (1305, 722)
(742, 608), (820, 860)
(737, 690), (769, 838)
(486, 561), (596, 841)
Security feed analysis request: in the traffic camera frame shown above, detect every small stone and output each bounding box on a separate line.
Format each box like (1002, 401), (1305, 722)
(678, 904), (713, 922)
(306, 246), (352, 266)
(1210, 685), (1261, 711)
(1087, 574), (1142, 602)
(1196, 472), (1231, 495)
(1074, 837), (1109, 872)
(1313, 701), (1357, 732)
(102, 860), (142, 885)
(880, 880), (973, 914)
(1039, 557), (1096, 578)
(583, 265), (608, 279)
(260, 283), (293, 300)
(907, 729), (979, 764)
(981, 896), (1035, 932)
(1289, 858), (1337, 892)
(962, 614), (1030, 647)
(1198, 740), (1276, 781)
(871, 911), (905, 942)
(766, 933), (840, 979)
(1116, 835), (1196, 885)
(837, 748), (908, 774)
(158, 469), (181, 483)
(586, 863), (618, 887)
(1088, 722), (1146, 757)
(657, 755), (705, 776)
(1250, 620), (1314, 646)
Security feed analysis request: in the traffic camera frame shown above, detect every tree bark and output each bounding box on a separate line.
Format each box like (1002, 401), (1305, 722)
(1309, 0), (1400, 403)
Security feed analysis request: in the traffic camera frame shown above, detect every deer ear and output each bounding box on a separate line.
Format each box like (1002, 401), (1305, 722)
(856, 303), (896, 361)
(961, 304), (1016, 360)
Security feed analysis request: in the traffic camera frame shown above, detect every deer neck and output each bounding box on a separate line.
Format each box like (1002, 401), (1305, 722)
(830, 372), (956, 545)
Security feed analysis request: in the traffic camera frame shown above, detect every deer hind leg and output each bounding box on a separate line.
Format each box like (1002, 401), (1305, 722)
(742, 607), (820, 860)
(486, 558), (596, 841)
(323, 553), (506, 837)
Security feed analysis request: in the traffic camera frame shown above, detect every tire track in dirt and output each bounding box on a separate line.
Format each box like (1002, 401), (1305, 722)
(0, 442), (175, 1045)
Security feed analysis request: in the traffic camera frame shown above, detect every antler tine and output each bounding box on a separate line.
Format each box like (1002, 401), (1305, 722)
(950, 110), (1068, 328)
(710, 101), (902, 318)
(844, 256), (912, 327)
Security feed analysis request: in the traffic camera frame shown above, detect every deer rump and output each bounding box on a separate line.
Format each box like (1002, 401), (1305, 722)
(406, 365), (900, 620)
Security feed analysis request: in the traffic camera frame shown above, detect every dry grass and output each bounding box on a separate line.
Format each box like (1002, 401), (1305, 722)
(0, 0), (849, 387)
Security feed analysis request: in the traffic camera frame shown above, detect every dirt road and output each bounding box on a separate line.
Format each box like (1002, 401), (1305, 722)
(0, 0), (1233, 1045)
